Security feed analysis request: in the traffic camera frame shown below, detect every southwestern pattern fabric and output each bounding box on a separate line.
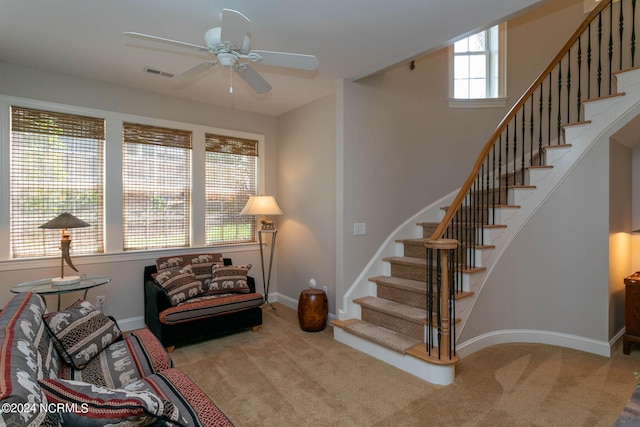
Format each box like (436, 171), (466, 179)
(39, 377), (181, 426)
(209, 264), (252, 294)
(160, 292), (264, 325)
(43, 299), (122, 370)
(61, 331), (172, 389)
(156, 253), (223, 287)
(154, 368), (235, 427)
(0, 292), (52, 426)
(152, 265), (203, 306)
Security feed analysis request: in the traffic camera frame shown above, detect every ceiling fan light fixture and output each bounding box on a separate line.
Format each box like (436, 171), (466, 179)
(217, 52), (237, 67)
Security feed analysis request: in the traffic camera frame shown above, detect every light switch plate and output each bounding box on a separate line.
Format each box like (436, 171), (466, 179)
(354, 222), (366, 236)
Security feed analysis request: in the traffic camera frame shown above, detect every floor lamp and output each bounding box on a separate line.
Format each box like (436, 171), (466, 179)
(240, 196), (283, 306)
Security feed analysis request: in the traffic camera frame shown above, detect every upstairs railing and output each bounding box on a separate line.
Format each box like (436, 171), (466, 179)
(425, 0), (636, 362)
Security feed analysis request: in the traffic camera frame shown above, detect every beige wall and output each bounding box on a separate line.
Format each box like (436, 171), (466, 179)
(276, 94), (336, 312)
(336, 0), (585, 302)
(609, 140), (632, 339)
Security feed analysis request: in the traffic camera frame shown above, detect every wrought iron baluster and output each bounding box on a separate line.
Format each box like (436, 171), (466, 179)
(610, 0), (614, 93)
(578, 37), (583, 120)
(598, 12), (603, 96)
(557, 62), (563, 143)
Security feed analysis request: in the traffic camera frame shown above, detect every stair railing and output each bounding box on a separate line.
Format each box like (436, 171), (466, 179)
(425, 0), (636, 361)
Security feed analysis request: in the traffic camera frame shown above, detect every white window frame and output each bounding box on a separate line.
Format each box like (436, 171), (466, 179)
(449, 23), (508, 108)
(0, 95), (265, 270)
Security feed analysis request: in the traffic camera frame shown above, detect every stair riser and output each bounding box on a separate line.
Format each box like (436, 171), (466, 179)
(377, 284), (426, 310)
(390, 263), (427, 282)
(361, 307), (423, 341)
(402, 242), (476, 268)
(421, 223), (438, 238)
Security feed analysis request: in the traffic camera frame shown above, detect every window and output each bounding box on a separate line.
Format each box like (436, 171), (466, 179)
(122, 122), (192, 251)
(10, 106), (104, 258)
(205, 133), (258, 245)
(1, 97), (264, 262)
(450, 24), (506, 106)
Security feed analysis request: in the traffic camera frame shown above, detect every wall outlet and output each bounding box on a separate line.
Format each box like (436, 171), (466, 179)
(96, 295), (106, 312)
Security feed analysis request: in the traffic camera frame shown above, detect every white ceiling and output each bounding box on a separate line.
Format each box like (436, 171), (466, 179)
(0, 0), (546, 117)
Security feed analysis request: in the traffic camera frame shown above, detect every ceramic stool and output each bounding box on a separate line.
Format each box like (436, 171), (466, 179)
(298, 288), (328, 332)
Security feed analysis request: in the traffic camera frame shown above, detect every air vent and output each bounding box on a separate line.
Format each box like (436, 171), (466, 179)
(144, 67), (174, 78)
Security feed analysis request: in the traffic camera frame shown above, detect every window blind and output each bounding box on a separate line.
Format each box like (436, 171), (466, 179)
(205, 133), (258, 245)
(122, 122), (192, 251)
(10, 106), (105, 258)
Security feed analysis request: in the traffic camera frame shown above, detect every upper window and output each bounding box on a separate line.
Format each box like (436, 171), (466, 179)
(122, 122), (192, 251)
(10, 106), (105, 258)
(450, 24), (506, 106)
(205, 134), (258, 245)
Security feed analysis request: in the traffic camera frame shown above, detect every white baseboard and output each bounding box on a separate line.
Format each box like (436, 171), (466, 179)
(116, 315), (145, 332)
(457, 329), (612, 358)
(272, 292), (336, 320)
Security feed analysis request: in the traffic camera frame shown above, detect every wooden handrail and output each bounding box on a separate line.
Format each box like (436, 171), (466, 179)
(429, 0), (613, 241)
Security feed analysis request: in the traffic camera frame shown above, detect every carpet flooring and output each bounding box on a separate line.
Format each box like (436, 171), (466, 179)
(171, 304), (640, 426)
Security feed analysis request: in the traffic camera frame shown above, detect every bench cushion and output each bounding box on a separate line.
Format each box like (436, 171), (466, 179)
(159, 292), (264, 325)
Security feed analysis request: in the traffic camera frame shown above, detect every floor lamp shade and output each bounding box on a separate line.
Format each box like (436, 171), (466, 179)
(240, 196), (283, 231)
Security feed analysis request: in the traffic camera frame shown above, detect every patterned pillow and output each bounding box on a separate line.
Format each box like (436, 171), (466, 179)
(208, 264), (252, 294)
(39, 378), (181, 427)
(43, 299), (122, 370)
(156, 253), (223, 287)
(152, 264), (203, 305)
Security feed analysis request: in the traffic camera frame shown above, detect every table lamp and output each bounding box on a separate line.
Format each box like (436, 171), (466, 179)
(39, 212), (91, 285)
(240, 196), (283, 306)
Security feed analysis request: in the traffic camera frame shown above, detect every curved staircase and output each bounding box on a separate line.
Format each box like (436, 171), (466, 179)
(333, 0), (640, 385)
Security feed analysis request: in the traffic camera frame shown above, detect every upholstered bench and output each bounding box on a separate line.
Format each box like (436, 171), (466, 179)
(144, 253), (263, 351)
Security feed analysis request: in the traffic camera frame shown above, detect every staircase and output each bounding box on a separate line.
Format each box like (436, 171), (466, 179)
(333, 0), (640, 385)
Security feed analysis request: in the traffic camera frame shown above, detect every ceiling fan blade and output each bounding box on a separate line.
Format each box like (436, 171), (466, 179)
(172, 61), (217, 83)
(235, 64), (272, 94)
(123, 32), (208, 52)
(220, 9), (251, 51)
(248, 50), (319, 71)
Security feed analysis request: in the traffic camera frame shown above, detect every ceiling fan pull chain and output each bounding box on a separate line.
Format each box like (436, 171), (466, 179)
(230, 67), (234, 94)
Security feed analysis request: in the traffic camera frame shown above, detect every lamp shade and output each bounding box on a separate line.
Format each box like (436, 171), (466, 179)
(39, 213), (91, 229)
(240, 196), (283, 216)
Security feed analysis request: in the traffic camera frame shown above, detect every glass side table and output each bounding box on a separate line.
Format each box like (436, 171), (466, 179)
(10, 275), (110, 310)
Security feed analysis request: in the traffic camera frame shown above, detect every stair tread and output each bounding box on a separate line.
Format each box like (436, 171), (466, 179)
(370, 275), (426, 293)
(370, 276), (476, 300)
(354, 296), (426, 323)
(383, 256), (425, 266)
(342, 319), (422, 354)
(396, 238), (495, 250)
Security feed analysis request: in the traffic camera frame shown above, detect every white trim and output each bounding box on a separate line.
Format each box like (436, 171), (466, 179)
(448, 97), (509, 108)
(117, 316), (145, 332)
(0, 94), (266, 263)
(0, 243), (259, 272)
(449, 23), (507, 102)
(457, 329), (613, 358)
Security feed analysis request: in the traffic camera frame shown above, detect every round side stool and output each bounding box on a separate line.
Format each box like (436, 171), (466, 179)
(298, 289), (328, 332)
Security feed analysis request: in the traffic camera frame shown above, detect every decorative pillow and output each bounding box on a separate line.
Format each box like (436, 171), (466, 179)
(208, 264), (252, 294)
(156, 253), (223, 287)
(43, 299), (122, 370)
(39, 378), (181, 427)
(152, 264), (203, 306)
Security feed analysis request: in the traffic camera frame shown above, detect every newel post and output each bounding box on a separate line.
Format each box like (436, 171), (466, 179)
(425, 238), (458, 360)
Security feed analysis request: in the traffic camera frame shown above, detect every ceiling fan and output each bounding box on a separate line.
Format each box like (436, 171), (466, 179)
(124, 9), (319, 94)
